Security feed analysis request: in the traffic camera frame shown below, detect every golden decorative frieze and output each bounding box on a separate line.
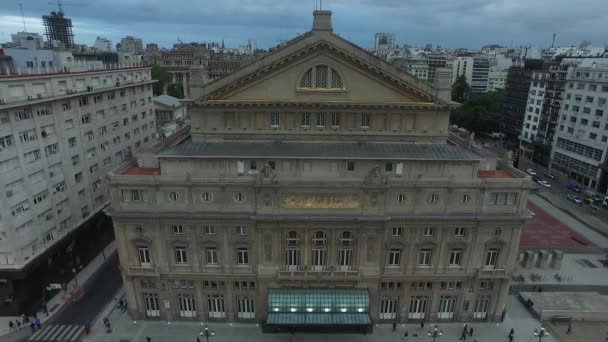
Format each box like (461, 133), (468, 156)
(281, 194), (360, 209)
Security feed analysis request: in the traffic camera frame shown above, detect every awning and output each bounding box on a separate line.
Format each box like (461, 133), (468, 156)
(266, 288), (371, 326)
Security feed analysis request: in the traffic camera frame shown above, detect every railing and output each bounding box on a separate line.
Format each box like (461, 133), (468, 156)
(125, 265), (159, 275)
(477, 267), (508, 278)
(277, 265), (359, 281)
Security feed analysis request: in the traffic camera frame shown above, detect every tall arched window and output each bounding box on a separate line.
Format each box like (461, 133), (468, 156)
(338, 231), (353, 271)
(312, 231), (327, 271)
(285, 231), (300, 271)
(299, 65), (343, 89)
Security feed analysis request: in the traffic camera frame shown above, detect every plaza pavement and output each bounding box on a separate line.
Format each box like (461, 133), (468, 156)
(82, 295), (557, 342)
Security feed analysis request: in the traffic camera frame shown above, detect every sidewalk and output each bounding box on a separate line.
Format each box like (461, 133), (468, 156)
(514, 252), (608, 286)
(83, 295), (556, 342)
(0, 240), (117, 336)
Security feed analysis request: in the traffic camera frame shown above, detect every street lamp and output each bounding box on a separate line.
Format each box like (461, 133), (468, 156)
(534, 326), (550, 342)
(199, 324), (214, 342)
(427, 324), (443, 342)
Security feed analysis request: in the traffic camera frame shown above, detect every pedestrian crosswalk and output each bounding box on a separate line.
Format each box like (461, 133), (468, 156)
(28, 324), (83, 342)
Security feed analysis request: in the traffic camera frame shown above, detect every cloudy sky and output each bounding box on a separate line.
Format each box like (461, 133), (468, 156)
(0, 0), (606, 50)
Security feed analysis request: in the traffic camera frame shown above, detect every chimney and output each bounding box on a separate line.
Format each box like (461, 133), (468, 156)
(434, 67), (453, 103)
(312, 11), (333, 32)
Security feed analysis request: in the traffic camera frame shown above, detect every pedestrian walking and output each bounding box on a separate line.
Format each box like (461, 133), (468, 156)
(567, 322), (572, 334)
(508, 334), (514, 342)
(420, 321), (424, 329)
(35, 318), (41, 330)
(119, 299), (124, 311)
(404, 331), (408, 341)
(29, 322), (35, 333)
(146, 336), (152, 342)
(8, 321), (14, 331)
(459, 330), (467, 341)
(469, 327), (474, 336)
(392, 321), (397, 332)
(17, 320), (21, 328)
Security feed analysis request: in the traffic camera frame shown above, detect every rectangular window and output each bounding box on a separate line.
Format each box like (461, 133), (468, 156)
(418, 249), (432, 266)
(392, 227), (403, 237)
(206, 247), (218, 265)
(175, 246), (188, 264)
(172, 225), (183, 234)
(385, 162), (393, 172)
(361, 113), (371, 128)
(204, 225), (215, 235)
(388, 249), (401, 266)
(235, 226), (247, 236)
(44, 144), (58, 157)
(300, 112), (311, 127)
(315, 112), (325, 127)
(454, 227), (466, 237)
(121, 189), (151, 202)
(489, 192), (517, 205)
(347, 161), (355, 171)
(0, 135), (13, 150)
(423, 227), (434, 237)
(138, 246), (151, 266)
(448, 249), (462, 266)
(237, 248), (249, 265)
(270, 112), (280, 127)
(485, 248), (499, 267)
(330, 112), (341, 127)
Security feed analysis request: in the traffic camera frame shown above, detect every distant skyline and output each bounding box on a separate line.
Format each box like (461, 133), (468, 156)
(0, 0), (606, 50)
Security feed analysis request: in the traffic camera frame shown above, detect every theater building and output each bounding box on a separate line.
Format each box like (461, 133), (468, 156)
(107, 11), (531, 329)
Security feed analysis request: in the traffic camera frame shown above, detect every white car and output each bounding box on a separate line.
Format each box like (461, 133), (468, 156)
(526, 169), (537, 176)
(567, 195), (582, 204)
(537, 180), (551, 188)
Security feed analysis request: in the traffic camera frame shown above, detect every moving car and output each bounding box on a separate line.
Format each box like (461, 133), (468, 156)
(567, 195), (582, 204)
(544, 172), (557, 180)
(537, 180), (551, 188)
(568, 183), (582, 193)
(526, 169), (537, 176)
(584, 198), (594, 205)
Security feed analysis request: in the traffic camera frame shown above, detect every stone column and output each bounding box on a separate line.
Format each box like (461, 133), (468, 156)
(536, 250), (549, 269)
(550, 250), (564, 269)
(522, 250), (536, 269)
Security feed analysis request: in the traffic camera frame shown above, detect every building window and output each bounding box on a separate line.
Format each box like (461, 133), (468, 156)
(201, 192), (212, 202)
(204, 225), (215, 235)
(234, 192), (246, 202)
(315, 112), (325, 127)
(270, 112), (280, 128)
(300, 112), (311, 127)
(299, 65), (343, 89)
(311, 231), (327, 270)
(206, 247), (218, 265)
(461, 194), (470, 203)
(489, 192), (517, 205)
(392, 227), (404, 237)
(175, 247), (188, 264)
(285, 231), (301, 271)
(172, 225), (183, 234)
(429, 194), (439, 203)
(418, 249), (432, 266)
(397, 194), (406, 203)
(169, 191), (179, 201)
(448, 249), (462, 266)
(137, 246), (151, 267)
(237, 248), (249, 265)
(454, 227), (466, 237)
(388, 249), (401, 266)
(235, 226), (247, 236)
(485, 248), (499, 268)
(360, 113), (371, 128)
(330, 112), (341, 127)
(337, 231), (353, 270)
(385, 162), (393, 172)
(423, 227), (434, 237)
(121, 189), (150, 202)
(342, 160), (354, 172)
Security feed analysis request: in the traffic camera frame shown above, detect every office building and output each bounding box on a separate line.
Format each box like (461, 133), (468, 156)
(119, 36), (144, 55)
(93, 37), (113, 52)
(107, 11), (531, 328)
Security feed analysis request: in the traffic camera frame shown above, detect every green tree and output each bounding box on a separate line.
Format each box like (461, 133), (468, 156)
(167, 83), (184, 99)
(150, 65), (170, 96)
(451, 74), (471, 103)
(450, 89), (503, 136)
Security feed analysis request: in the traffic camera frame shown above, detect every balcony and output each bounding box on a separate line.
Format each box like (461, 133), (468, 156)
(124, 265), (160, 276)
(277, 265), (360, 281)
(477, 267), (508, 279)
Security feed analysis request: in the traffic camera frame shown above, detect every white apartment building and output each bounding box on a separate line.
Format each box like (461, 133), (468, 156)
(520, 71), (549, 159)
(486, 67), (507, 92)
(0, 66), (157, 310)
(119, 36), (144, 55)
(9, 32), (44, 49)
(451, 56), (490, 96)
(551, 63), (608, 190)
(452, 57), (473, 85)
(93, 37), (113, 52)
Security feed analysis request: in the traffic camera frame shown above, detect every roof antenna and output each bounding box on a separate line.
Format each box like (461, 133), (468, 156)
(19, 3), (27, 31)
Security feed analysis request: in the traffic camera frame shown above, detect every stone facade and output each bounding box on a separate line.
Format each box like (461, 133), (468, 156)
(109, 11), (531, 325)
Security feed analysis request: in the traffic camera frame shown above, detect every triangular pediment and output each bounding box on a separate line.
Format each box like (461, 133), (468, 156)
(192, 30), (451, 107)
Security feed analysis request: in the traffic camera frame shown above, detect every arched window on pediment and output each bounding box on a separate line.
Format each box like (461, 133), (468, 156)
(299, 64), (344, 89)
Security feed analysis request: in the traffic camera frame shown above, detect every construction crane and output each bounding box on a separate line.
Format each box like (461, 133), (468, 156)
(48, 0), (87, 13)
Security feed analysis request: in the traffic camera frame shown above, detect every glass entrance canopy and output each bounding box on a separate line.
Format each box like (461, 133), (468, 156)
(266, 288), (371, 326)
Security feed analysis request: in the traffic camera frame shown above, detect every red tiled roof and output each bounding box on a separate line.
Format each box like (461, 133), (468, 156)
(477, 170), (512, 178)
(123, 167), (160, 176)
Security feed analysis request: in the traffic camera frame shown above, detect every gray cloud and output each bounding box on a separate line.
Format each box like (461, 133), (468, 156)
(0, 0), (606, 49)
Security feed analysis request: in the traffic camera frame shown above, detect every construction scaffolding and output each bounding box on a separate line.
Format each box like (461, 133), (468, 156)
(42, 11), (74, 48)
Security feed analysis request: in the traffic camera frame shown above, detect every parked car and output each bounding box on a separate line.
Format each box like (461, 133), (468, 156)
(526, 169), (537, 176)
(543, 172), (557, 180)
(567, 195), (583, 204)
(537, 180), (551, 188)
(568, 183), (582, 192)
(584, 198), (595, 205)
